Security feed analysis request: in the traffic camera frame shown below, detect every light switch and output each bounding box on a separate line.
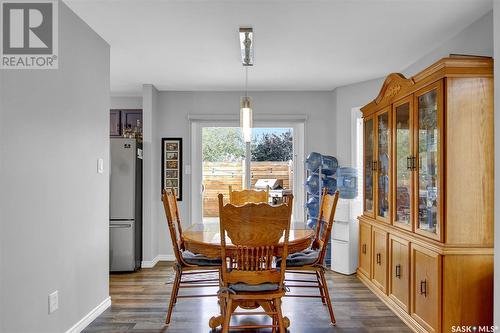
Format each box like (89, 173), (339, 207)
(97, 158), (104, 174)
(48, 290), (58, 314)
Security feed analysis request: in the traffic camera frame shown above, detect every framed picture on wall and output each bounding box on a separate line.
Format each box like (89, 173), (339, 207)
(162, 138), (182, 201)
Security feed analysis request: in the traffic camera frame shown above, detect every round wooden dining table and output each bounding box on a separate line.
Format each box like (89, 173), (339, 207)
(182, 222), (315, 329)
(182, 222), (315, 258)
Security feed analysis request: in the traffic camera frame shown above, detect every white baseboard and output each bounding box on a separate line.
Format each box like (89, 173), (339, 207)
(141, 254), (175, 268)
(65, 296), (111, 333)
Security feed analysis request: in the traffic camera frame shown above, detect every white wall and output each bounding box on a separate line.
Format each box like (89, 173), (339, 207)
(0, 2), (110, 332)
(151, 91), (335, 256)
(493, 0), (500, 327)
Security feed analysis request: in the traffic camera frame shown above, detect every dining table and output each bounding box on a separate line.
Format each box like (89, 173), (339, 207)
(182, 221), (315, 329)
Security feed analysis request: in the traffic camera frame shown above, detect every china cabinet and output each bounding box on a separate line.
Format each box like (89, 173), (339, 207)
(357, 56), (493, 333)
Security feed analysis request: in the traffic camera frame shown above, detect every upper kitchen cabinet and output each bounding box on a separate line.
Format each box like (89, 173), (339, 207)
(122, 110), (143, 134)
(110, 109), (143, 138)
(110, 109), (122, 137)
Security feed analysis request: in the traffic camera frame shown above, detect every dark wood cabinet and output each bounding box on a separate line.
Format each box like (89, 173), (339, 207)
(110, 109), (142, 137)
(122, 110), (142, 133)
(110, 110), (122, 137)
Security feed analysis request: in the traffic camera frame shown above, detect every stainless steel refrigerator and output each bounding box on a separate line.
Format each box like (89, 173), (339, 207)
(110, 138), (143, 272)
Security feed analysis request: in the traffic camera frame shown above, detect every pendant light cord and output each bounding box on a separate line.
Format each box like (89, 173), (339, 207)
(245, 66), (248, 98)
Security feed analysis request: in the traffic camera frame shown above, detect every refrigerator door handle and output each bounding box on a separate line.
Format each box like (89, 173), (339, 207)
(110, 223), (132, 228)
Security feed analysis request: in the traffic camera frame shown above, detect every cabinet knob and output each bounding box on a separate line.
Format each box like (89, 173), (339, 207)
(395, 264), (401, 278)
(376, 253), (381, 265)
(420, 279), (427, 297)
(362, 244), (366, 254)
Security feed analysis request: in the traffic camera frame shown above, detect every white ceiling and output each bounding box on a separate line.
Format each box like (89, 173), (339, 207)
(65, 0), (492, 94)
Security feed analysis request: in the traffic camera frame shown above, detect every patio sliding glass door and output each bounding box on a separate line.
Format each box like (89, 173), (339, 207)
(191, 120), (304, 224)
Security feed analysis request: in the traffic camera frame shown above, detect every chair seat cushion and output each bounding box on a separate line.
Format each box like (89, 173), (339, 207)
(229, 282), (279, 292)
(276, 248), (320, 267)
(182, 250), (221, 266)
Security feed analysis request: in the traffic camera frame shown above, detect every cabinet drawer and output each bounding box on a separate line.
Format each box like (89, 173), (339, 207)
(335, 199), (351, 222)
(372, 228), (388, 293)
(332, 220), (349, 242)
(411, 244), (441, 333)
(389, 235), (410, 312)
(358, 222), (371, 278)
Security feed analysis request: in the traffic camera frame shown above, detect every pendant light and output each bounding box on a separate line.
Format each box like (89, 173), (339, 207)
(239, 27), (253, 143)
(240, 67), (253, 143)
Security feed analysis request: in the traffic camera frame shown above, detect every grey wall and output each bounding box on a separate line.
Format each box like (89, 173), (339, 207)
(152, 91), (335, 256)
(110, 96), (142, 109)
(333, 10), (494, 167)
(0, 2), (110, 332)
(333, 78), (384, 166)
(142, 85), (160, 261)
(402, 11), (493, 77)
(494, 1), (500, 326)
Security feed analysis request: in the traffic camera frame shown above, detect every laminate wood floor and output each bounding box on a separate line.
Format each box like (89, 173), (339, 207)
(84, 262), (410, 333)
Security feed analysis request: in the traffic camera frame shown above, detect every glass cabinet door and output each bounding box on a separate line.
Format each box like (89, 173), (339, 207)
(393, 98), (412, 230)
(364, 117), (375, 216)
(377, 109), (390, 221)
(415, 82), (442, 240)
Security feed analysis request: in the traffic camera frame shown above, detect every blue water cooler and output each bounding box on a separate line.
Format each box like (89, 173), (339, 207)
(305, 153), (338, 267)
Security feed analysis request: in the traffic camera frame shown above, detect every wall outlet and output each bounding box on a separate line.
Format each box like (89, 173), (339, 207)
(48, 291), (58, 314)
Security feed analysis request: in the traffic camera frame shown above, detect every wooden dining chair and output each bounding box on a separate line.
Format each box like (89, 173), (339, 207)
(280, 189), (339, 325)
(217, 194), (293, 333)
(228, 185), (269, 205)
(162, 189), (222, 325)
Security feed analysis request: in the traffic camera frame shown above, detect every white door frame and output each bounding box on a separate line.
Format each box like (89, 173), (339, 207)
(190, 115), (306, 224)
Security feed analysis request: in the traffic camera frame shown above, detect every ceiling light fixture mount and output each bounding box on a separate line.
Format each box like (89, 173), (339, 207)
(239, 27), (253, 66)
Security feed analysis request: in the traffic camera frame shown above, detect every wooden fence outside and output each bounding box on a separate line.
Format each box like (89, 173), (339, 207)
(202, 161), (292, 217)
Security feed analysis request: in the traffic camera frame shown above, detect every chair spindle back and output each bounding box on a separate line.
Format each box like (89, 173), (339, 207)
(313, 189), (340, 265)
(162, 189), (184, 264)
(228, 185), (269, 205)
(218, 194), (293, 288)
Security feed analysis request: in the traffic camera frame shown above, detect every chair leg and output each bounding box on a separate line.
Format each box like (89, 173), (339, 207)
(316, 271), (326, 304)
(275, 298), (285, 333)
(222, 298), (232, 333)
(173, 270), (182, 305)
(165, 268), (181, 324)
(271, 301), (278, 333)
(319, 270), (336, 325)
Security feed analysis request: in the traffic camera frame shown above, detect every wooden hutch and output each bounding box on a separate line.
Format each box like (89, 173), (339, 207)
(357, 56), (493, 333)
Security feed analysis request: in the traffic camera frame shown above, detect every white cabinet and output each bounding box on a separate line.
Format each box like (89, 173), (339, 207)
(331, 199), (360, 275)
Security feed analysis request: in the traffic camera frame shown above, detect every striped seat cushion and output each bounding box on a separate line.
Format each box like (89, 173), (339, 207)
(229, 282), (279, 292)
(182, 250), (221, 266)
(276, 248), (320, 267)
